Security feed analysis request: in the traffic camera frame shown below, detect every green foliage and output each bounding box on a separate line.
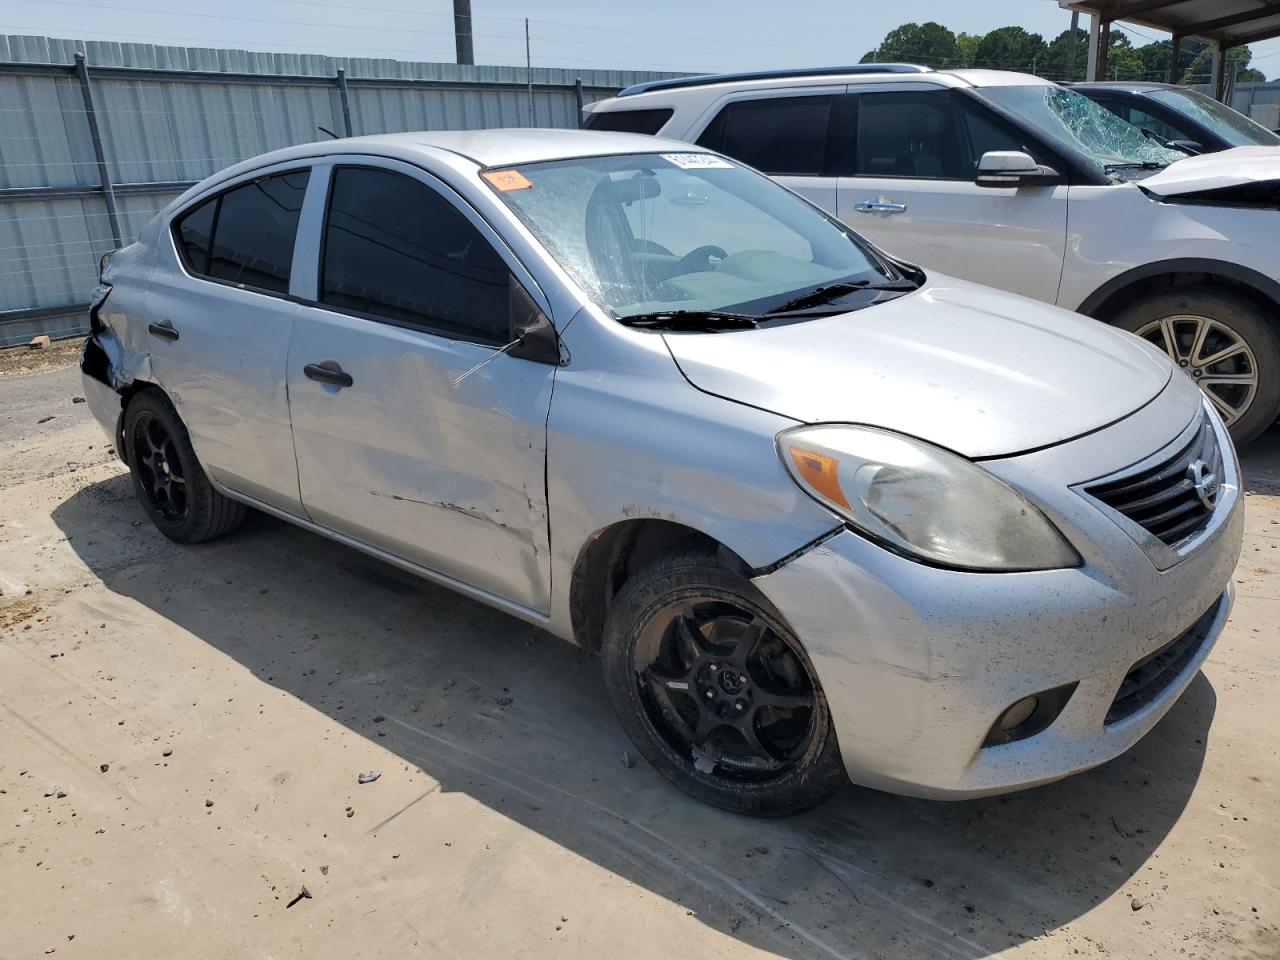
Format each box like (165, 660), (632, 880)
(861, 21), (1270, 83)
(971, 26), (1047, 71)
(859, 21), (960, 68)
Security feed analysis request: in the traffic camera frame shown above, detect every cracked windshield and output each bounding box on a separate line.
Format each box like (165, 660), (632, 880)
(978, 84), (1185, 180)
(485, 153), (897, 324)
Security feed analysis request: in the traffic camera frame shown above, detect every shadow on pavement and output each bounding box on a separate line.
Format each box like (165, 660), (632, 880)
(53, 475), (1215, 960)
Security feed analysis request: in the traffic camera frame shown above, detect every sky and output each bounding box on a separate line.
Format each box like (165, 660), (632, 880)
(2, 0), (1278, 79)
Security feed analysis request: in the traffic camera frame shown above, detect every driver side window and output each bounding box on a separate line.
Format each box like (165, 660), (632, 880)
(852, 91), (1032, 180)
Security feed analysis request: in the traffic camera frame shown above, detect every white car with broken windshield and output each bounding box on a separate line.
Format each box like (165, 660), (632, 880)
(82, 130), (1241, 814)
(588, 67), (1280, 444)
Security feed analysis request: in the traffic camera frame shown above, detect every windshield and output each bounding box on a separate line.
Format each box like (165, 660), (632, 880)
(483, 152), (897, 321)
(1147, 88), (1280, 148)
(976, 85), (1185, 180)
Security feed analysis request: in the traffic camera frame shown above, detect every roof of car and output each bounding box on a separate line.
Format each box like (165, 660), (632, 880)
(1068, 81), (1181, 93)
(328, 128), (702, 166)
(589, 67), (1051, 112)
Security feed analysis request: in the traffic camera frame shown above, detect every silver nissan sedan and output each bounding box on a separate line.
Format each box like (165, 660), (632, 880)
(81, 129), (1243, 815)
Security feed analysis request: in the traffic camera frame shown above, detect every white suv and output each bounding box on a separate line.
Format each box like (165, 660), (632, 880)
(586, 65), (1280, 443)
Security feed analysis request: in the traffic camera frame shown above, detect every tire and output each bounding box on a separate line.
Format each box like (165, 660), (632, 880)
(123, 388), (246, 544)
(1112, 288), (1280, 446)
(601, 545), (847, 816)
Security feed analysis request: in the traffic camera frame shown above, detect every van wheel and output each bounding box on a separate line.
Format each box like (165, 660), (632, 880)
(1113, 289), (1280, 445)
(124, 389), (246, 543)
(601, 545), (847, 816)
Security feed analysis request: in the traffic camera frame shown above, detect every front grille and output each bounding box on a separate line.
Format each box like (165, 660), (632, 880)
(1085, 414), (1222, 546)
(1106, 595), (1222, 725)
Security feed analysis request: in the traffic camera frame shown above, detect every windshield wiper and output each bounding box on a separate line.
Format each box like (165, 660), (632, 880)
(616, 309), (759, 331)
(1103, 160), (1168, 173)
(765, 278), (919, 315)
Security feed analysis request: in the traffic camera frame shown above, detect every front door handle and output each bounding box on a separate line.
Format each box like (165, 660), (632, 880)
(303, 361), (353, 388)
(853, 200), (908, 215)
(147, 320), (179, 341)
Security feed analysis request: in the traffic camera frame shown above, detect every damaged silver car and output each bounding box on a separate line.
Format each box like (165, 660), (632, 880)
(82, 130), (1243, 814)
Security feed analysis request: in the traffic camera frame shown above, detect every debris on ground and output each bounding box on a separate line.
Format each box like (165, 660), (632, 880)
(357, 770), (381, 784)
(28, 335), (50, 350)
(621, 749), (635, 769)
(285, 886), (312, 909)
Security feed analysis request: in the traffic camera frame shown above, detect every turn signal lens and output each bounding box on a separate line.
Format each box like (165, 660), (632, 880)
(788, 448), (849, 509)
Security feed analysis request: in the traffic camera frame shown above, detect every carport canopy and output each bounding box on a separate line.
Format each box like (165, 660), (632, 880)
(1058, 0), (1280, 95)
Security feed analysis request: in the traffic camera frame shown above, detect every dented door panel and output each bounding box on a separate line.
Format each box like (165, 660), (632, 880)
(287, 309), (555, 611)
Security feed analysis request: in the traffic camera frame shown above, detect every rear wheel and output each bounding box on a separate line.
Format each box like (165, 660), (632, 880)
(1112, 289), (1280, 445)
(124, 389), (246, 543)
(601, 546), (847, 816)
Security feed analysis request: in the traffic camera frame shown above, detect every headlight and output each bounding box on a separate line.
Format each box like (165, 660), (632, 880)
(778, 425), (1081, 572)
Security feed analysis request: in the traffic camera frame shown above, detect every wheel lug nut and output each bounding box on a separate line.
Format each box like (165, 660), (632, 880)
(709, 663), (718, 672)
(734, 701), (744, 712)
(705, 690), (714, 699)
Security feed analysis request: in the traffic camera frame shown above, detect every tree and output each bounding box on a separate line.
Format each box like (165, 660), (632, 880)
(955, 32), (980, 68)
(971, 26), (1047, 72)
(1042, 27), (1088, 81)
(859, 21), (959, 68)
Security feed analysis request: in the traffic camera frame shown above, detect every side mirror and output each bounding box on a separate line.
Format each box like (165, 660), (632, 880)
(975, 150), (1057, 188)
(507, 277), (560, 365)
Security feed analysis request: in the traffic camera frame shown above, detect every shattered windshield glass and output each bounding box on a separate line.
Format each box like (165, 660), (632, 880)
(1148, 88), (1280, 148)
(976, 85), (1185, 180)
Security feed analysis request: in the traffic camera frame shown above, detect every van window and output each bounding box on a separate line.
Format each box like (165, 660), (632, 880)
(319, 166), (510, 344)
(173, 170), (309, 294)
(696, 95), (834, 177)
(584, 108), (673, 134)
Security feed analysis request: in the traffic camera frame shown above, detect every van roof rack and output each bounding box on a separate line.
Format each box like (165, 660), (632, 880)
(616, 64), (932, 98)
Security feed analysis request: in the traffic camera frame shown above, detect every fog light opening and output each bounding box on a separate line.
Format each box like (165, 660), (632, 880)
(999, 696), (1039, 732)
(983, 683), (1078, 747)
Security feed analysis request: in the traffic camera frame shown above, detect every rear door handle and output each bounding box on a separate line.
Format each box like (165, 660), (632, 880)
(147, 320), (179, 341)
(303, 361), (353, 388)
(853, 200), (908, 215)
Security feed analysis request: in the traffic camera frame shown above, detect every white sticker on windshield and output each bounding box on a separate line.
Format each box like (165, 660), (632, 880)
(661, 153), (734, 170)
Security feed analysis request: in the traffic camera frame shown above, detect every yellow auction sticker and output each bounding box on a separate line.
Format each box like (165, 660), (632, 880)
(481, 169), (533, 191)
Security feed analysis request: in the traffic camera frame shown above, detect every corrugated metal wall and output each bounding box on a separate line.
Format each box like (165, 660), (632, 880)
(0, 33), (684, 345)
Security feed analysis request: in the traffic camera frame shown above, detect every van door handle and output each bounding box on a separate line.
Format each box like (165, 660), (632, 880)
(853, 200), (908, 215)
(147, 320), (179, 341)
(303, 361), (353, 388)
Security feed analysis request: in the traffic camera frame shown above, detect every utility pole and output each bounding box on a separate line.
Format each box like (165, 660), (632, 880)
(453, 0), (473, 65)
(1066, 11), (1079, 81)
(525, 18), (534, 124)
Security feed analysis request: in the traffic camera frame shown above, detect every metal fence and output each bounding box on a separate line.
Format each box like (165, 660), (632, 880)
(0, 34), (682, 346)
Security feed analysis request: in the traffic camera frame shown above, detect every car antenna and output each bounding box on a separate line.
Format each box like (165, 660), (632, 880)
(450, 337), (524, 386)
(317, 125), (340, 139)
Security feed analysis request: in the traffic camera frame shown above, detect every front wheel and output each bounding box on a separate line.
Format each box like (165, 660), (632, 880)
(601, 546), (847, 816)
(124, 388), (246, 543)
(1113, 288), (1280, 445)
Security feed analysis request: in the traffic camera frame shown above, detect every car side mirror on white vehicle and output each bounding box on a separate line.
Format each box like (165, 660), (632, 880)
(975, 150), (1058, 188)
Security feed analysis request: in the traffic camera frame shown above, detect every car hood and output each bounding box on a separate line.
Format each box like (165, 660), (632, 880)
(1141, 145), (1280, 196)
(664, 276), (1172, 459)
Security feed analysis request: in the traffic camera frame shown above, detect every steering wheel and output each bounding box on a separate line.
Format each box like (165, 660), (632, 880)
(674, 244), (727, 275)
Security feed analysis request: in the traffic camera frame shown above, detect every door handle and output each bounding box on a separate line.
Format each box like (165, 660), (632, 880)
(853, 200), (908, 215)
(147, 320), (179, 341)
(303, 361), (353, 388)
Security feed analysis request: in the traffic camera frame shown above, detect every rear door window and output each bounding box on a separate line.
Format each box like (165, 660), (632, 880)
(318, 166), (510, 345)
(696, 95), (835, 176)
(583, 108), (673, 134)
(173, 170), (309, 294)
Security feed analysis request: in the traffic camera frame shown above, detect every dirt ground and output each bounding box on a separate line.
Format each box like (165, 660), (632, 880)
(1, 345), (1278, 960)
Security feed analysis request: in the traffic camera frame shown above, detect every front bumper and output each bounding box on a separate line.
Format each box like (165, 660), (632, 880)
(753, 394), (1243, 799)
